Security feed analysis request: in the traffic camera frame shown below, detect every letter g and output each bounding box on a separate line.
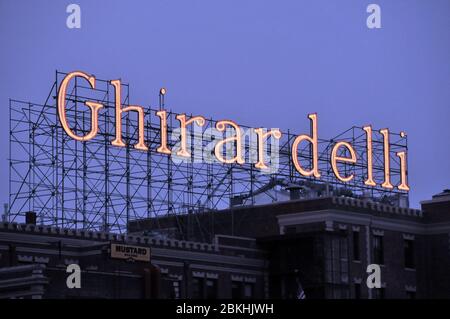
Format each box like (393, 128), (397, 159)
(57, 71), (103, 141)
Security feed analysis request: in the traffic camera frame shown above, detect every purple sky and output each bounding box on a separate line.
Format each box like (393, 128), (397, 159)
(0, 0), (449, 208)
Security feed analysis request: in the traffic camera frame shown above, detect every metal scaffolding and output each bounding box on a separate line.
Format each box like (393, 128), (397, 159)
(8, 71), (409, 234)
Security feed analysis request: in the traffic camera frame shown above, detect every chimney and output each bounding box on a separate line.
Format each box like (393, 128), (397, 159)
(25, 211), (37, 225)
(2, 203), (8, 222)
(286, 185), (302, 200)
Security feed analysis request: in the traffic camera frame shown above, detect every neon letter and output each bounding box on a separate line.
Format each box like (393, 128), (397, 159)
(396, 151), (410, 191)
(363, 125), (376, 186)
(110, 79), (148, 151)
(156, 110), (171, 154)
(57, 71), (103, 141)
(176, 114), (205, 157)
(254, 128), (282, 169)
(291, 113), (320, 178)
(331, 141), (357, 182)
(380, 128), (393, 189)
(215, 120), (244, 164)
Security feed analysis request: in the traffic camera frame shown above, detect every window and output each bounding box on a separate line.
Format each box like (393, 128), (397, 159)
(231, 281), (253, 299)
(192, 278), (204, 298)
(354, 283), (361, 299)
(244, 283), (254, 299)
(373, 235), (384, 265)
(353, 231), (360, 261)
(232, 281), (242, 299)
(172, 281), (180, 299)
(285, 226), (296, 234)
(373, 288), (385, 299)
(406, 290), (416, 299)
(404, 239), (415, 269)
(339, 236), (349, 283)
(205, 279), (217, 299)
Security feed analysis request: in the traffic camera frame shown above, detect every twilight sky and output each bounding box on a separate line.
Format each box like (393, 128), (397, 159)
(0, 0), (449, 209)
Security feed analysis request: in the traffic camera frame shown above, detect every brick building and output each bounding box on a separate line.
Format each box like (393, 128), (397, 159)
(0, 190), (449, 299)
(0, 225), (267, 299)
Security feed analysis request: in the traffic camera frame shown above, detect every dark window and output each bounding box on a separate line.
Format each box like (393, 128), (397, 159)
(373, 235), (384, 265)
(353, 231), (360, 261)
(243, 283), (254, 299)
(232, 281), (253, 299)
(205, 279), (217, 299)
(406, 291), (416, 299)
(354, 283), (361, 299)
(404, 239), (415, 269)
(232, 281), (242, 299)
(373, 288), (385, 299)
(172, 281), (180, 299)
(192, 277), (204, 298)
(285, 226), (296, 234)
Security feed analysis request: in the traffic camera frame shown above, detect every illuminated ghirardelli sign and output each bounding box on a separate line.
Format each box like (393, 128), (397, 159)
(57, 71), (409, 192)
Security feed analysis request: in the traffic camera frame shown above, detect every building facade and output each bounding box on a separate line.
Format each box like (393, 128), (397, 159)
(0, 190), (449, 299)
(0, 225), (267, 299)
